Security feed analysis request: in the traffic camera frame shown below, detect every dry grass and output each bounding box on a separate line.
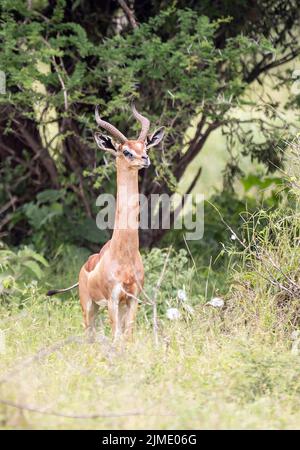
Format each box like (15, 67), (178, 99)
(1, 292), (300, 429)
(2, 140), (300, 430)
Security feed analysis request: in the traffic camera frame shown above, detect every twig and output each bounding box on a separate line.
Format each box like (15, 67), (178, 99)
(0, 397), (159, 419)
(208, 200), (300, 297)
(152, 247), (172, 346)
(184, 167), (202, 195)
(117, 0), (138, 29)
(0, 335), (176, 419)
(0, 196), (18, 216)
(0, 311), (28, 327)
(41, 38), (69, 111)
(52, 56), (69, 111)
(0, 336), (83, 385)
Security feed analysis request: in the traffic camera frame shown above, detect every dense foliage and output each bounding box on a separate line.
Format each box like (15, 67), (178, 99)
(0, 1), (299, 249)
(1, 141), (300, 429)
(1, 2), (300, 431)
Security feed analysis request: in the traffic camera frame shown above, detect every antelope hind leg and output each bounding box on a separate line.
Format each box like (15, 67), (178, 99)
(81, 297), (99, 342)
(124, 297), (138, 341)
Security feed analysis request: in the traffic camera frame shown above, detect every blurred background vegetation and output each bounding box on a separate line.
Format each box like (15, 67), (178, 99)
(1, 0), (300, 430)
(0, 0), (299, 254)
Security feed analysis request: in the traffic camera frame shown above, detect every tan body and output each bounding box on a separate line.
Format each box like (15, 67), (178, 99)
(79, 151), (145, 340)
(47, 105), (164, 341)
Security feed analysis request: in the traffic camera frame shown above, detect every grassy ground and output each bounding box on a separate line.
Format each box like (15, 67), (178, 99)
(1, 242), (300, 430)
(1, 126), (300, 430)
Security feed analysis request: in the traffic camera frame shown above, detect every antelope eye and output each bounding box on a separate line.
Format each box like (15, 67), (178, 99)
(123, 149), (134, 159)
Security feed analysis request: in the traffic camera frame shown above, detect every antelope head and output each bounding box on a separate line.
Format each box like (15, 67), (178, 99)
(94, 104), (164, 169)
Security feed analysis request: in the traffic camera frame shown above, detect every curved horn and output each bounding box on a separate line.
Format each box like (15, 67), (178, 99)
(95, 106), (127, 143)
(131, 103), (150, 141)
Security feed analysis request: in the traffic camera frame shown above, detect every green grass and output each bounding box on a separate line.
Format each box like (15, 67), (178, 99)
(1, 136), (300, 430)
(1, 255), (300, 430)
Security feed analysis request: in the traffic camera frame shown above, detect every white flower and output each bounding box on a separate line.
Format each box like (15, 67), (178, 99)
(166, 308), (181, 320)
(177, 289), (187, 302)
(206, 297), (224, 308)
(231, 233), (237, 240)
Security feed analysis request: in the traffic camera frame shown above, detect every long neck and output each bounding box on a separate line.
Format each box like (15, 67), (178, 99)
(110, 158), (140, 258)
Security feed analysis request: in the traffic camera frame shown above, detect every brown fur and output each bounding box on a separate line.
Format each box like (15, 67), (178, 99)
(49, 108), (164, 340)
(78, 142), (147, 341)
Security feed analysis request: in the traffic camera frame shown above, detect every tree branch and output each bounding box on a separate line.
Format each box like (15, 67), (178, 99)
(245, 48), (300, 83)
(185, 166), (202, 195)
(117, 0), (138, 29)
(175, 120), (222, 180)
(0, 397), (150, 419)
(13, 122), (60, 188)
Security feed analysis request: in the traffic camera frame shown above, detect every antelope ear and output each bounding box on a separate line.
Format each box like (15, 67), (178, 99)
(94, 133), (118, 155)
(146, 127), (165, 149)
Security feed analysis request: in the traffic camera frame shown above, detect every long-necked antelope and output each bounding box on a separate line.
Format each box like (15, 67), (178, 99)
(47, 104), (164, 340)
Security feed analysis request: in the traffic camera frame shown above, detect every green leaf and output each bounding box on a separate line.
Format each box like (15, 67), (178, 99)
(37, 190), (64, 205)
(29, 252), (49, 267)
(22, 260), (43, 279)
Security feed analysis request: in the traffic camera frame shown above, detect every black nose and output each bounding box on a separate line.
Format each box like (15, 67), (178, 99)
(141, 155), (150, 167)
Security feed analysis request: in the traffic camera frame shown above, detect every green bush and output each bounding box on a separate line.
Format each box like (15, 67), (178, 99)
(225, 142), (300, 333)
(0, 243), (48, 307)
(10, 189), (109, 254)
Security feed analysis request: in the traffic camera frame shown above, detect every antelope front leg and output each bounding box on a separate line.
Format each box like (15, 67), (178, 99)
(124, 298), (138, 341)
(108, 284), (122, 342)
(82, 299), (99, 342)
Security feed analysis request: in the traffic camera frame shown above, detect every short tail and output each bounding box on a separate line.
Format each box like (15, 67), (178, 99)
(46, 282), (79, 297)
